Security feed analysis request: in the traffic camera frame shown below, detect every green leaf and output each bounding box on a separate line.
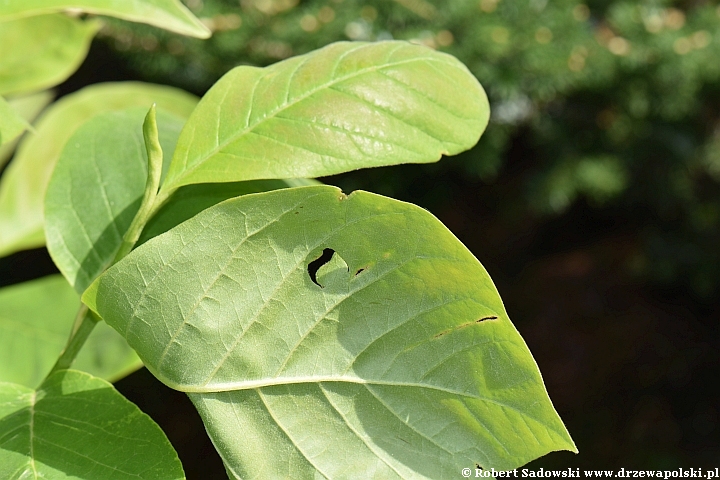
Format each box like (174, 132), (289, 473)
(161, 41), (489, 194)
(0, 96), (29, 147)
(0, 15), (99, 96)
(0, 0), (210, 38)
(0, 275), (141, 388)
(0, 82), (198, 258)
(138, 178), (319, 246)
(0, 369), (184, 479)
(0, 90), (54, 169)
(85, 185), (576, 472)
(45, 107), (186, 294)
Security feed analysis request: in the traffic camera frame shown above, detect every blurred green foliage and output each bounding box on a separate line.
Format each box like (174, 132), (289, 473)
(100, 0), (720, 295)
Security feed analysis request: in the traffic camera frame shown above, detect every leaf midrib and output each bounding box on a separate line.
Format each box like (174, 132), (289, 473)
(163, 375), (484, 398)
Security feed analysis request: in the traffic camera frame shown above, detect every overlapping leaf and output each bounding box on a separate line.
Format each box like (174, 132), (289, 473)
(0, 275), (141, 388)
(0, 14), (99, 96)
(45, 107), (186, 294)
(161, 41), (489, 193)
(0, 0), (209, 38)
(0, 370), (184, 479)
(0, 82), (198, 258)
(0, 96), (28, 147)
(138, 178), (320, 245)
(85, 185), (576, 473)
(0, 90), (54, 169)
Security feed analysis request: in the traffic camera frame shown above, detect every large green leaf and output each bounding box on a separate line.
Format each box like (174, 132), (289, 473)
(161, 41), (489, 194)
(0, 0), (209, 38)
(0, 275), (141, 388)
(0, 90), (54, 169)
(0, 370), (184, 479)
(85, 185), (576, 473)
(138, 178), (320, 245)
(0, 15), (99, 96)
(0, 96), (28, 147)
(0, 82), (198, 258)
(45, 107), (186, 294)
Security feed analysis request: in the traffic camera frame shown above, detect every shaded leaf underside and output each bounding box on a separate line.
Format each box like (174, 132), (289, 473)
(86, 185), (576, 472)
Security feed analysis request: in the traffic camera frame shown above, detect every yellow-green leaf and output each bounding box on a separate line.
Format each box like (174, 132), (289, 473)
(0, 82), (198, 258)
(0, 0), (209, 38)
(0, 14), (99, 96)
(161, 41), (489, 194)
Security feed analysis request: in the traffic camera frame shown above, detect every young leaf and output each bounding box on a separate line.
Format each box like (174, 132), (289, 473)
(0, 370), (184, 479)
(0, 90), (54, 169)
(0, 82), (198, 258)
(0, 0), (210, 39)
(161, 41), (489, 193)
(0, 275), (141, 388)
(45, 107), (185, 294)
(0, 95), (29, 146)
(0, 14), (99, 96)
(85, 185), (576, 472)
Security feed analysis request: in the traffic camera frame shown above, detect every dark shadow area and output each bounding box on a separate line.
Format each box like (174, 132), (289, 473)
(115, 368), (227, 479)
(0, 247), (59, 288)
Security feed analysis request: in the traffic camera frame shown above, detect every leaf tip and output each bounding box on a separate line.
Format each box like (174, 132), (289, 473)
(81, 279), (101, 316)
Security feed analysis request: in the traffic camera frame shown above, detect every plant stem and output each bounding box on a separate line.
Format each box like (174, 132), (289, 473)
(48, 305), (99, 376)
(46, 105), (167, 379)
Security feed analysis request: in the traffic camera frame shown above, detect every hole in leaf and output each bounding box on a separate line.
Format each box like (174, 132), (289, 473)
(308, 248), (335, 287)
(355, 268), (365, 276)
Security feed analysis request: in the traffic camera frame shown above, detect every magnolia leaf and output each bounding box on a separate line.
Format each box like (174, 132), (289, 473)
(138, 178), (320, 246)
(0, 14), (99, 96)
(161, 41), (489, 194)
(45, 107), (186, 294)
(0, 90), (54, 169)
(0, 96), (29, 147)
(0, 275), (141, 388)
(85, 185), (576, 473)
(0, 370), (184, 479)
(0, 82), (198, 258)
(0, 0), (209, 38)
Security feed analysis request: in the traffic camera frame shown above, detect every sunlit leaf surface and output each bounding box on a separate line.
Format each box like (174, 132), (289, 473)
(0, 14), (99, 96)
(0, 90), (54, 169)
(0, 96), (28, 147)
(162, 41), (489, 192)
(0, 82), (197, 258)
(0, 0), (209, 38)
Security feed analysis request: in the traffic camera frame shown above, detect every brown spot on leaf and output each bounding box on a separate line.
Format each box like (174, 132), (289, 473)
(433, 316), (497, 339)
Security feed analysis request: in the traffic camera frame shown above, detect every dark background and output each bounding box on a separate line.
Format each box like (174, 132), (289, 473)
(2, 0), (719, 476)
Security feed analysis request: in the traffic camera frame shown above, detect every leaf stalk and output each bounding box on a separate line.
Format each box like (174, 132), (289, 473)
(45, 105), (165, 381)
(47, 305), (99, 377)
